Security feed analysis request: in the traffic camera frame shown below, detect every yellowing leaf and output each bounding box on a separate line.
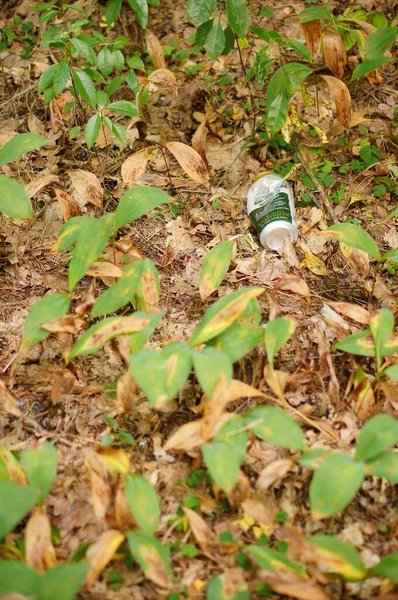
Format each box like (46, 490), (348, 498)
(127, 531), (172, 588)
(25, 506), (56, 574)
(85, 530), (124, 589)
(98, 447), (130, 474)
(309, 535), (367, 581)
(300, 250), (328, 276)
(165, 142), (209, 185)
(199, 241), (233, 300)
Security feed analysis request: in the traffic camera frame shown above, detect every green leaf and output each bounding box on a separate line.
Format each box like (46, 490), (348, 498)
(0, 175), (33, 219)
(69, 314), (151, 359)
(199, 241), (233, 299)
(333, 329), (375, 358)
(355, 414), (398, 463)
(309, 453), (365, 518)
(109, 120), (126, 145)
(70, 126), (81, 139)
(40, 563), (88, 600)
(382, 364), (398, 381)
(127, 531), (172, 583)
(132, 259), (160, 311)
(284, 38), (312, 63)
(107, 74), (126, 97)
(55, 216), (93, 251)
(128, 311), (165, 355)
(193, 347), (232, 397)
(0, 561), (40, 596)
(20, 442), (58, 503)
(84, 113), (101, 149)
(91, 263), (140, 317)
(125, 474), (160, 533)
(205, 21), (225, 60)
(323, 223), (381, 260)
(106, 0), (122, 25)
(226, 0), (250, 38)
(129, 342), (192, 409)
(206, 322), (264, 363)
(207, 574), (249, 599)
(22, 293), (70, 349)
(38, 63), (57, 93)
(245, 405), (305, 450)
(186, 0), (217, 25)
(0, 482), (40, 540)
(196, 19), (214, 45)
(382, 248), (398, 264)
(351, 57), (390, 81)
(68, 213), (114, 292)
(370, 308), (394, 370)
(367, 452), (398, 483)
(97, 46), (114, 77)
(115, 186), (172, 230)
(309, 535), (366, 581)
(0, 132), (47, 165)
(298, 449), (329, 470)
(189, 287), (263, 346)
(53, 58), (70, 95)
(370, 552), (398, 583)
(108, 100), (140, 117)
(364, 27), (398, 57)
(0, 447), (26, 483)
(127, 0), (148, 29)
(72, 68), (97, 108)
(298, 6), (334, 23)
(223, 25), (235, 54)
(246, 545), (306, 576)
(70, 37), (97, 64)
(264, 316), (297, 370)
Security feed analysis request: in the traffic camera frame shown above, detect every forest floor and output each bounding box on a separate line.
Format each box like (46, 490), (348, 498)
(0, 0), (397, 598)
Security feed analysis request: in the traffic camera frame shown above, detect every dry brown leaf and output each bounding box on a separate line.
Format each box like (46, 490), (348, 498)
(50, 369), (76, 404)
(323, 27), (347, 79)
(340, 242), (369, 277)
(86, 262), (124, 279)
(263, 366), (288, 402)
(225, 470), (251, 508)
(165, 142), (209, 185)
(42, 314), (85, 335)
(25, 506), (57, 574)
(257, 460), (293, 490)
(25, 174), (59, 198)
(84, 448), (111, 520)
(352, 371), (376, 422)
(202, 373), (231, 441)
(145, 30), (166, 69)
(183, 506), (216, 548)
(322, 75), (351, 129)
(147, 68), (178, 97)
(115, 475), (136, 531)
(192, 120), (208, 167)
(121, 148), (150, 186)
(0, 378), (23, 418)
(260, 571), (330, 600)
(302, 20), (322, 59)
(117, 369), (137, 413)
(85, 529), (124, 589)
(164, 419), (205, 453)
(140, 543), (171, 588)
(317, 325), (340, 408)
(53, 187), (83, 221)
(327, 301), (370, 325)
(274, 274), (310, 298)
(68, 169), (103, 208)
(228, 379), (266, 403)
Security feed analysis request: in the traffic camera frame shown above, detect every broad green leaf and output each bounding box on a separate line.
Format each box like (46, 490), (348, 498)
(322, 223), (381, 260)
(351, 57), (390, 81)
(186, 0), (217, 25)
(125, 473), (160, 533)
(128, 311), (165, 355)
(0, 132), (47, 166)
(298, 6), (334, 23)
(52, 58), (70, 95)
(265, 63), (312, 133)
(0, 175), (33, 219)
(84, 113), (101, 149)
(38, 63), (57, 93)
(245, 405), (305, 450)
(364, 27), (398, 57)
(108, 119), (126, 145)
(309, 535), (366, 581)
(370, 552), (398, 583)
(108, 100), (140, 117)
(189, 287), (263, 346)
(107, 74), (126, 97)
(91, 263), (141, 317)
(115, 186), (172, 230)
(246, 545), (306, 576)
(285, 38), (312, 63)
(355, 414), (398, 463)
(199, 241), (233, 300)
(205, 21), (225, 60)
(264, 316), (297, 370)
(203, 416), (247, 491)
(382, 247), (398, 264)
(226, 0), (250, 38)
(112, 49), (125, 71)
(298, 449), (329, 470)
(20, 441), (58, 503)
(70, 38), (97, 64)
(207, 574), (249, 599)
(133, 259), (160, 311)
(0, 482), (39, 540)
(367, 452), (398, 483)
(196, 19), (214, 45)
(388, 207), (398, 220)
(72, 68), (97, 108)
(193, 347), (232, 397)
(68, 213), (114, 292)
(127, 0), (148, 29)
(0, 447), (26, 483)
(382, 364), (398, 381)
(309, 453), (365, 518)
(97, 46), (114, 77)
(0, 561), (40, 596)
(127, 531), (172, 586)
(55, 216), (93, 251)
(223, 25), (235, 54)
(106, 0), (122, 25)
(22, 293), (70, 349)
(40, 564), (88, 600)
(369, 308), (394, 370)
(239, 297), (262, 325)
(206, 322), (264, 363)
(333, 329), (375, 357)
(69, 314), (151, 359)
(129, 341), (192, 409)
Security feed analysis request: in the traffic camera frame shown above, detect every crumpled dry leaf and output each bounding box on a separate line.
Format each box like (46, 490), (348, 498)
(257, 459), (293, 490)
(274, 274), (310, 299)
(86, 262), (124, 279)
(263, 366), (288, 402)
(42, 314), (85, 335)
(145, 30), (166, 69)
(192, 120), (208, 167)
(0, 378), (23, 418)
(202, 373), (231, 441)
(340, 242), (369, 277)
(25, 174), (59, 198)
(53, 187), (83, 221)
(147, 68), (178, 97)
(25, 506), (57, 574)
(322, 75), (352, 129)
(165, 142), (209, 185)
(225, 470), (251, 508)
(300, 249), (328, 276)
(121, 148), (150, 186)
(260, 571), (330, 600)
(323, 27), (347, 79)
(327, 301), (370, 325)
(164, 420), (205, 453)
(317, 325), (340, 407)
(183, 506), (216, 548)
(302, 20), (322, 59)
(68, 169), (103, 208)
(351, 370), (376, 422)
(117, 368), (137, 413)
(84, 448), (111, 520)
(85, 529), (124, 589)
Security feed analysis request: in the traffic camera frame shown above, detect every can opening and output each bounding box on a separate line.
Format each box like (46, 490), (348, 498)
(261, 227), (291, 251)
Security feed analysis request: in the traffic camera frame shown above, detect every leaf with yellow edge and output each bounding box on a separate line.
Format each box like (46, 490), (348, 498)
(264, 316), (298, 371)
(245, 405), (305, 450)
(0, 446), (27, 484)
(369, 308), (394, 370)
(309, 535), (367, 581)
(125, 474), (160, 533)
(127, 531), (172, 588)
(300, 249), (328, 276)
(320, 223), (381, 260)
(85, 530), (124, 589)
(199, 241), (233, 300)
(246, 545), (308, 577)
(190, 287), (264, 346)
(98, 447), (130, 474)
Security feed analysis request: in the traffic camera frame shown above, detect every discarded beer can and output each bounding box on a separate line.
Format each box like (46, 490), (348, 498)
(247, 172), (298, 250)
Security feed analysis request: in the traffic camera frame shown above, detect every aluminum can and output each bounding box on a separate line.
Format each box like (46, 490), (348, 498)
(247, 172), (298, 250)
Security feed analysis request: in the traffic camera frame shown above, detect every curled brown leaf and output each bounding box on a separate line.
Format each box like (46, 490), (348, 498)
(322, 75), (352, 128)
(323, 27), (347, 79)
